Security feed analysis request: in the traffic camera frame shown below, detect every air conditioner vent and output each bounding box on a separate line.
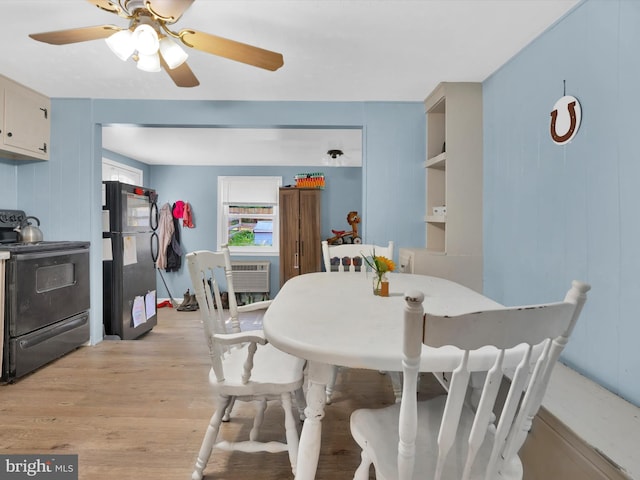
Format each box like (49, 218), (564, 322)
(230, 261), (270, 293)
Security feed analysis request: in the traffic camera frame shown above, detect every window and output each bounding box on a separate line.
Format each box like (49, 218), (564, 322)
(102, 158), (143, 185)
(218, 176), (281, 255)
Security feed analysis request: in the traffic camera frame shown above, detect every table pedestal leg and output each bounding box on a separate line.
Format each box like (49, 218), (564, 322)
(296, 361), (332, 480)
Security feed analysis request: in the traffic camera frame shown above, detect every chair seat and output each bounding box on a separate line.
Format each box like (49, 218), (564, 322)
(350, 396), (523, 480)
(212, 342), (306, 396)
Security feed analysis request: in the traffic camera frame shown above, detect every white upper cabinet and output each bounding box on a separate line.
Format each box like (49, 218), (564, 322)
(0, 75), (50, 161)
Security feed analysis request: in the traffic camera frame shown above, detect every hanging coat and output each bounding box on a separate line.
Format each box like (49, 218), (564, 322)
(183, 202), (194, 228)
(166, 202), (183, 272)
(156, 203), (174, 270)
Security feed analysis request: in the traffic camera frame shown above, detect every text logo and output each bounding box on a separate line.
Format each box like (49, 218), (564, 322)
(0, 455), (77, 480)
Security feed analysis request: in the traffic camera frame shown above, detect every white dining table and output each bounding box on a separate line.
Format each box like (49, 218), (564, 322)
(263, 271), (503, 480)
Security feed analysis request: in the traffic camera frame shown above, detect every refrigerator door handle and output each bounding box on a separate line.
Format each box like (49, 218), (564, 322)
(150, 201), (159, 231)
(150, 232), (159, 263)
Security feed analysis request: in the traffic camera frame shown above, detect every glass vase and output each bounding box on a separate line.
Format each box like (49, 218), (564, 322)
(373, 273), (389, 297)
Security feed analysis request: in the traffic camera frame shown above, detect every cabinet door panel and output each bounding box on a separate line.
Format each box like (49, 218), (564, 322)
(279, 188), (300, 286)
(299, 190), (321, 274)
(3, 81), (50, 158)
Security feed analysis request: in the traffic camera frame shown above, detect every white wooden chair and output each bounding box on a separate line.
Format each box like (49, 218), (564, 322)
(350, 281), (590, 480)
(210, 245), (272, 335)
(186, 249), (306, 480)
(321, 240), (397, 403)
(322, 240), (394, 274)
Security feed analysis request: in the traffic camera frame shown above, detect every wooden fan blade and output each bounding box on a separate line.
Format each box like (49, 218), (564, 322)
(86, 0), (122, 16)
(147, 0), (195, 23)
(29, 25), (122, 45)
(180, 29), (284, 71)
(159, 54), (200, 87)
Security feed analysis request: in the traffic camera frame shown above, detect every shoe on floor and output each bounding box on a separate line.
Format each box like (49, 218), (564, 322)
(177, 289), (191, 311)
(184, 294), (199, 311)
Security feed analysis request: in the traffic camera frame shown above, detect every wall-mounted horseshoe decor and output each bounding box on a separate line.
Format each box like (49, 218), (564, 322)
(550, 95), (581, 145)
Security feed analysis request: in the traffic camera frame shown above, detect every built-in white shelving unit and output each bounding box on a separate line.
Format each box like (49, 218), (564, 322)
(401, 82), (483, 292)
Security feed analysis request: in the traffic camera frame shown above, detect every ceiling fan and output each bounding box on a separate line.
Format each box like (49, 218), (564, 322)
(28, 0), (284, 88)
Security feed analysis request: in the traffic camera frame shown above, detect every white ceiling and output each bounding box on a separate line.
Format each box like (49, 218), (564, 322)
(102, 126), (363, 166)
(2, 0), (580, 165)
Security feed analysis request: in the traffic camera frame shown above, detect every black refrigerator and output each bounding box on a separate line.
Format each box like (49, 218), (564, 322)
(102, 181), (159, 340)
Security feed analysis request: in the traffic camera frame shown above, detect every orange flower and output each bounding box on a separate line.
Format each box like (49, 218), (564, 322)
(374, 256), (395, 273)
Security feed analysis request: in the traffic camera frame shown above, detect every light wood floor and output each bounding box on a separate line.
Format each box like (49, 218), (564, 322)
(0, 306), (445, 480)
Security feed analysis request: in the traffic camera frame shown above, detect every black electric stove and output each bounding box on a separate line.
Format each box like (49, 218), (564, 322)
(0, 208), (90, 382)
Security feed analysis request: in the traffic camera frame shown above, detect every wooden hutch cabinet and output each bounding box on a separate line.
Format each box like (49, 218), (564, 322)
(279, 188), (322, 287)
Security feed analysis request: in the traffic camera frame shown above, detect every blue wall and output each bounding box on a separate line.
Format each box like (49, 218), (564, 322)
(3, 99), (425, 346)
(483, 0), (640, 406)
(2, 99), (95, 243)
(0, 161), (17, 207)
(91, 100), (425, 308)
(4, 0), (636, 407)
(150, 164), (362, 297)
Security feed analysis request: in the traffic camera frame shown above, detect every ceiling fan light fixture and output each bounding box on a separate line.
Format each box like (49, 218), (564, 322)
(159, 36), (188, 69)
(105, 29), (135, 61)
(28, 0), (283, 88)
(136, 52), (161, 72)
(132, 24), (159, 56)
